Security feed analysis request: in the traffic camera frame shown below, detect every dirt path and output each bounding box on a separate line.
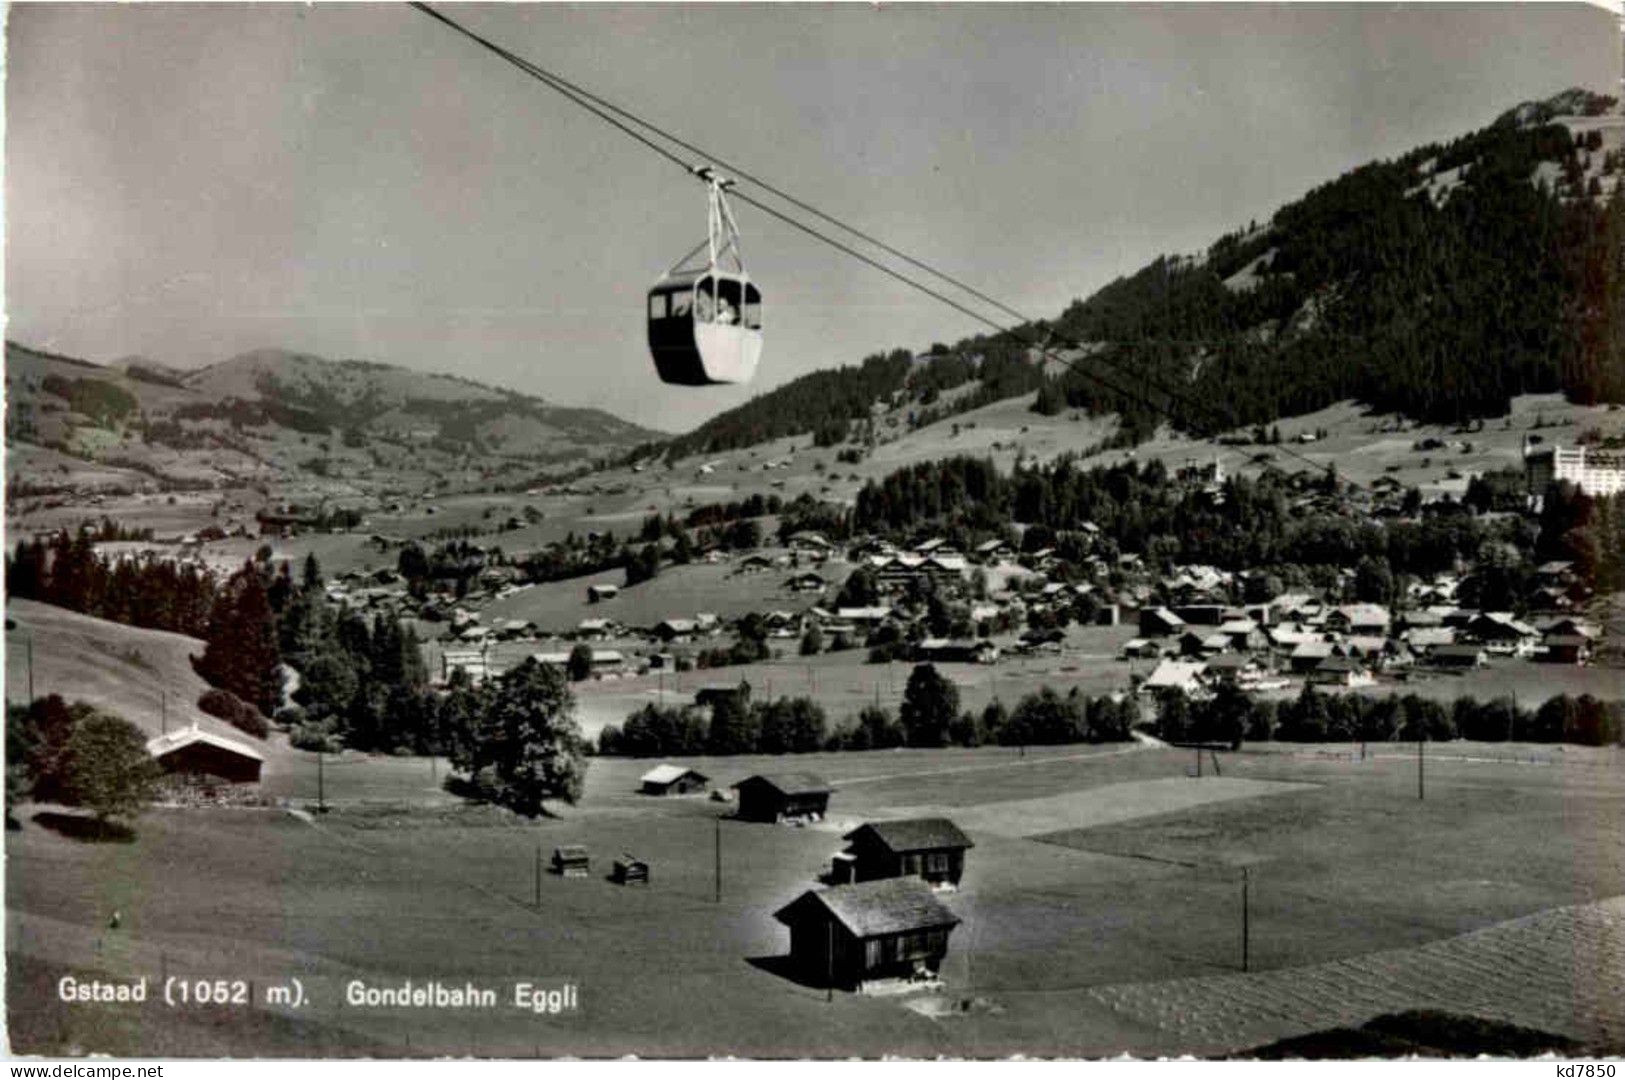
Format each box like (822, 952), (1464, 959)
(829, 738), (1154, 788)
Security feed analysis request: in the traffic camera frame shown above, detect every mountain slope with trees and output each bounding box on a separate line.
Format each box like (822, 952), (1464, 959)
(637, 89), (1623, 461)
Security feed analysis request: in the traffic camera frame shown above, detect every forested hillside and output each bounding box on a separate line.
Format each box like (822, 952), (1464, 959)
(646, 89), (1624, 460)
(1049, 92), (1624, 435)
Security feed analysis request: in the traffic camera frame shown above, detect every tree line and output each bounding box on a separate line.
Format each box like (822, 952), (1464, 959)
(1157, 683), (1625, 748)
(596, 663), (1137, 757)
(1045, 116), (1624, 434)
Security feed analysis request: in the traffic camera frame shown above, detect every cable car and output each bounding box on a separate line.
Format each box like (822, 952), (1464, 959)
(648, 168), (762, 385)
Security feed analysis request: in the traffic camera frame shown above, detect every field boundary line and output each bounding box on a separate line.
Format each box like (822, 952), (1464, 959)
(830, 739), (1152, 787)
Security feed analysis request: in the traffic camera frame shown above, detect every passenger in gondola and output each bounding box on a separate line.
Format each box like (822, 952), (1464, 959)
(715, 296), (737, 325)
(695, 289), (715, 322)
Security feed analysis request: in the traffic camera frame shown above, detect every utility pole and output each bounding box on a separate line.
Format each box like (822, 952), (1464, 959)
(826, 918), (833, 1003)
(317, 750), (327, 813)
(1196, 744), (1203, 778)
(1241, 866), (1251, 972)
(1418, 732), (1425, 801)
(714, 817), (722, 903)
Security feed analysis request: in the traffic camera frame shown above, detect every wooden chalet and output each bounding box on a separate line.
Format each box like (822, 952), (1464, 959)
(1307, 655), (1374, 687)
(915, 638), (999, 665)
(833, 818), (973, 888)
(1430, 644), (1489, 669)
(1540, 634), (1593, 665)
(639, 764), (710, 796)
(145, 724), (263, 784)
(733, 772), (833, 823)
(1139, 607), (1186, 637)
(773, 878), (961, 990)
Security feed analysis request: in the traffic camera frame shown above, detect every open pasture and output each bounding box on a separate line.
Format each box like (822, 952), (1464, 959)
(11, 730), (1625, 1056)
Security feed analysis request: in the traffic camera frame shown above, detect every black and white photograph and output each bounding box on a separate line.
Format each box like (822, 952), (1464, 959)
(5, 0), (1625, 1062)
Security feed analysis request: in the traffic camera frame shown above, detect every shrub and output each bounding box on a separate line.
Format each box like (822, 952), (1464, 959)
(197, 689), (270, 739)
(289, 720), (342, 753)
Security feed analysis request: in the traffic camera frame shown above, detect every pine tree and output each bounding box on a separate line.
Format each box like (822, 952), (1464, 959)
(899, 664), (958, 748)
(196, 569), (282, 716)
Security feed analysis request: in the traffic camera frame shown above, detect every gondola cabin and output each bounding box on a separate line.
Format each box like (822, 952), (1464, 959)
(647, 271), (762, 385)
(648, 167), (763, 386)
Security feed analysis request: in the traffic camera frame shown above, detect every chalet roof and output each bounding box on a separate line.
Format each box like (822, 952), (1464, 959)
(919, 637), (992, 651)
(843, 817), (974, 854)
(1333, 604), (1392, 627)
(1540, 618), (1600, 639)
(1142, 659), (1206, 689)
(1543, 635), (1591, 648)
(1470, 612), (1539, 637)
(775, 878), (961, 938)
(1142, 607), (1186, 628)
(640, 764), (709, 786)
(1290, 642), (1335, 659)
(838, 606), (894, 621)
(146, 724), (265, 763)
(1315, 655), (1366, 673)
(733, 772), (832, 797)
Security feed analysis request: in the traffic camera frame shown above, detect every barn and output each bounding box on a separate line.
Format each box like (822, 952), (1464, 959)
(833, 818), (973, 888)
(639, 764), (710, 796)
(732, 773), (832, 823)
(773, 878), (961, 990)
(145, 724), (264, 784)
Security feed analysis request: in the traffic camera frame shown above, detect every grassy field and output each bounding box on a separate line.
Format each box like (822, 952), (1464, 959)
(10, 730), (1625, 1057)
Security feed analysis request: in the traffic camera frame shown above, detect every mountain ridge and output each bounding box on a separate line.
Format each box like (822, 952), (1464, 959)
(4, 340), (664, 494)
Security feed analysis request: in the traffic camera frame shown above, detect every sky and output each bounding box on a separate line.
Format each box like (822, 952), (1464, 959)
(5, 3), (1619, 434)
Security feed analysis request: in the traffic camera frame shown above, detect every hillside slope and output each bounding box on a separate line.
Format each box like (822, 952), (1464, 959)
(3, 598), (288, 757)
(639, 89), (1624, 462)
(5, 342), (662, 496)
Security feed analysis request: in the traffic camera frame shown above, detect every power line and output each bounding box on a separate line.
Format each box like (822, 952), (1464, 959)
(408, 2), (1350, 483)
(405, 3), (1174, 427)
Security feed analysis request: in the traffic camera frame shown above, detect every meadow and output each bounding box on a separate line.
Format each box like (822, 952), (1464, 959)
(10, 731), (1625, 1057)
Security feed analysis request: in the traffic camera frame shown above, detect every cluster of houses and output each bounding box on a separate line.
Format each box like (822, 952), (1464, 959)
(634, 763), (973, 990)
(1126, 590), (1603, 700)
